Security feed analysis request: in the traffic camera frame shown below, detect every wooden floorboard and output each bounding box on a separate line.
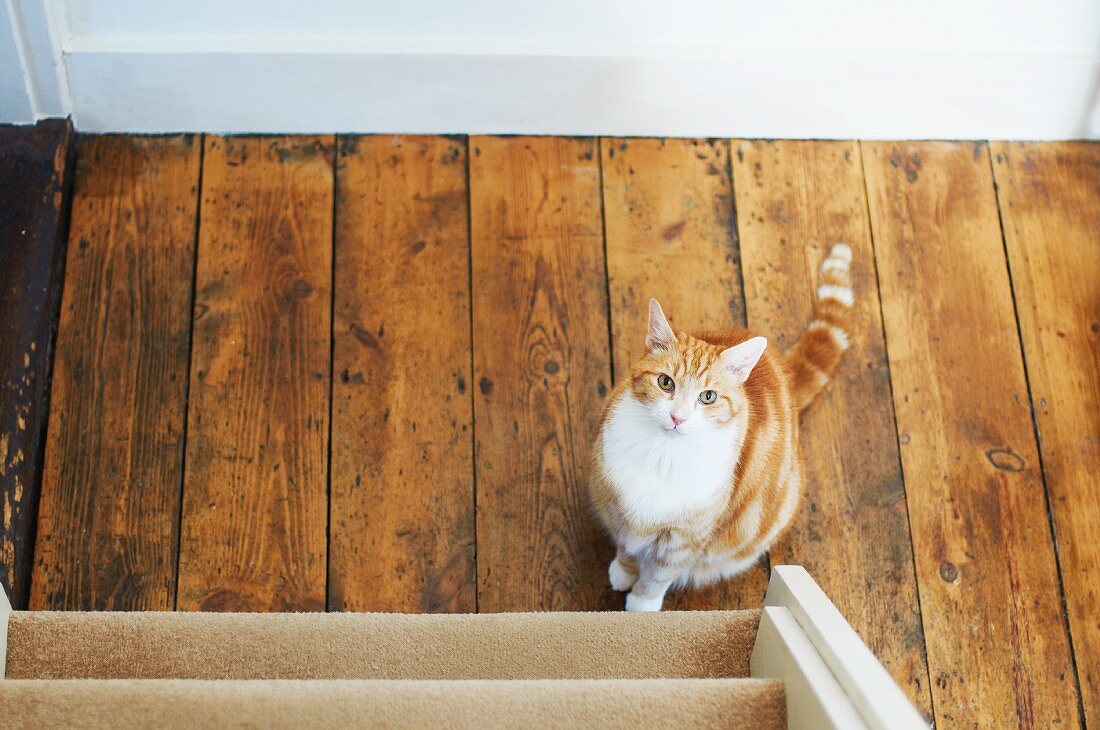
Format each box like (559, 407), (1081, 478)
(176, 136), (333, 612)
(992, 141), (1100, 727)
(329, 135), (476, 612)
(0, 120), (73, 610)
(470, 136), (617, 611)
(31, 136), (200, 610)
(864, 141), (1080, 727)
(731, 139), (932, 719)
(600, 136), (769, 610)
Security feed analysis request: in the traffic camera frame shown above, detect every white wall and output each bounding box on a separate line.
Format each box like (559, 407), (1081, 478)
(60, 0), (1100, 54)
(0, 2), (35, 122)
(4, 0), (1099, 137)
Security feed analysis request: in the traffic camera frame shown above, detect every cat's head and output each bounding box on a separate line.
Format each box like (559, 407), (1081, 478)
(627, 299), (766, 437)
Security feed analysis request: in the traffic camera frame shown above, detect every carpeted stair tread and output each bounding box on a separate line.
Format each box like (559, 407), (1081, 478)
(0, 678), (786, 729)
(6, 609), (759, 680)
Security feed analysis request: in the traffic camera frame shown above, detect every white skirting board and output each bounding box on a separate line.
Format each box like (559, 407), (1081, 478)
(751, 565), (928, 729)
(59, 39), (1100, 138)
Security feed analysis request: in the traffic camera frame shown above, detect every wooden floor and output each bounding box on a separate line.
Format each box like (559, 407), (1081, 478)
(0, 130), (1097, 728)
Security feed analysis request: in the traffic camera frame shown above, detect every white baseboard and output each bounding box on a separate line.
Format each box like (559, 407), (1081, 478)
(63, 37), (1100, 138)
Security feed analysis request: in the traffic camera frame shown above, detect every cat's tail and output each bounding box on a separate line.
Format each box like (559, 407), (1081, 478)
(785, 243), (854, 410)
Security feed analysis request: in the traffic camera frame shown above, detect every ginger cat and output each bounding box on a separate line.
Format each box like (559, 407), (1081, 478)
(589, 244), (853, 611)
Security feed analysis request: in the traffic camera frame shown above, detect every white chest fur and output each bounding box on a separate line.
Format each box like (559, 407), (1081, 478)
(599, 394), (739, 529)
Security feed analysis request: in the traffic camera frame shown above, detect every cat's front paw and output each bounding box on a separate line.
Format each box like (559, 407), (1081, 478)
(611, 558), (638, 593)
(625, 593), (664, 612)
(609, 559), (637, 592)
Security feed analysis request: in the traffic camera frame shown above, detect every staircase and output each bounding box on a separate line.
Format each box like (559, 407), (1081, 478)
(0, 566), (925, 729)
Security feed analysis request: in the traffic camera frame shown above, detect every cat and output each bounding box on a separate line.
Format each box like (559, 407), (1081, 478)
(589, 243), (853, 611)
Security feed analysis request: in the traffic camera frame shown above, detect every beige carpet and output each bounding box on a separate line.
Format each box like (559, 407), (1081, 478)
(0, 678), (785, 729)
(3, 609), (783, 728)
(6, 609), (759, 680)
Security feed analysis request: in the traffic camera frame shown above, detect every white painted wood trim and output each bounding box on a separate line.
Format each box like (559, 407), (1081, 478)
(0, 579), (11, 679)
(60, 38), (1100, 138)
(0, 0), (70, 122)
(12, 0), (71, 117)
(751, 606), (868, 729)
(762, 565), (928, 729)
(1, 0), (36, 122)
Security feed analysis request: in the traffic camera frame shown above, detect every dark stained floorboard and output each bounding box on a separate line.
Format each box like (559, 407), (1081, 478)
(0, 121), (73, 609)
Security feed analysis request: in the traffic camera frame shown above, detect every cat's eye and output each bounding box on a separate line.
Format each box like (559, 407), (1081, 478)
(656, 374), (675, 392)
(699, 390), (718, 405)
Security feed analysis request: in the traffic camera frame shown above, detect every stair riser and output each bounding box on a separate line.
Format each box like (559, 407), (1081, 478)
(6, 609), (759, 680)
(0, 679), (786, 730)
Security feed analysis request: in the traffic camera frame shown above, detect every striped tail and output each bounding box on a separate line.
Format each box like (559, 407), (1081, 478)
(786, 244), (854, 410)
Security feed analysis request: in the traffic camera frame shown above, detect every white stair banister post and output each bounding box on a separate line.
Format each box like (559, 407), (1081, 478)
(755, 565), (928, 729)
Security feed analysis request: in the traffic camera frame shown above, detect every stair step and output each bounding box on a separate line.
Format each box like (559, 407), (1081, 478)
(6, 609), (759, 680)
(0, 678), (786, 730)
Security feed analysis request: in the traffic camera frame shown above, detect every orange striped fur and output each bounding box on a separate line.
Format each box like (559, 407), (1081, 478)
(589, 244), (853, 611)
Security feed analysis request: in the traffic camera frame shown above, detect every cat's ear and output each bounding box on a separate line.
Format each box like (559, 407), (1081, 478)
(646, 299), (676, 352)
(719, 337), (767, 383)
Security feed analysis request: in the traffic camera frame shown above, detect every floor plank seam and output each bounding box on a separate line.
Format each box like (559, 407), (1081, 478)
(596, 137), (617, 385)
(854, 139), (936, 723)
(463, 135), (480, 614)
(987, 143), (1086, 726)
(171, 133), (206, 612)
(725, 140), (750, 331)
(324, 136), (340, 612)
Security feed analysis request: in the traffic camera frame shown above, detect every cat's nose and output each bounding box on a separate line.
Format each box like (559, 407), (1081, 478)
(670, 414), (686, 427)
